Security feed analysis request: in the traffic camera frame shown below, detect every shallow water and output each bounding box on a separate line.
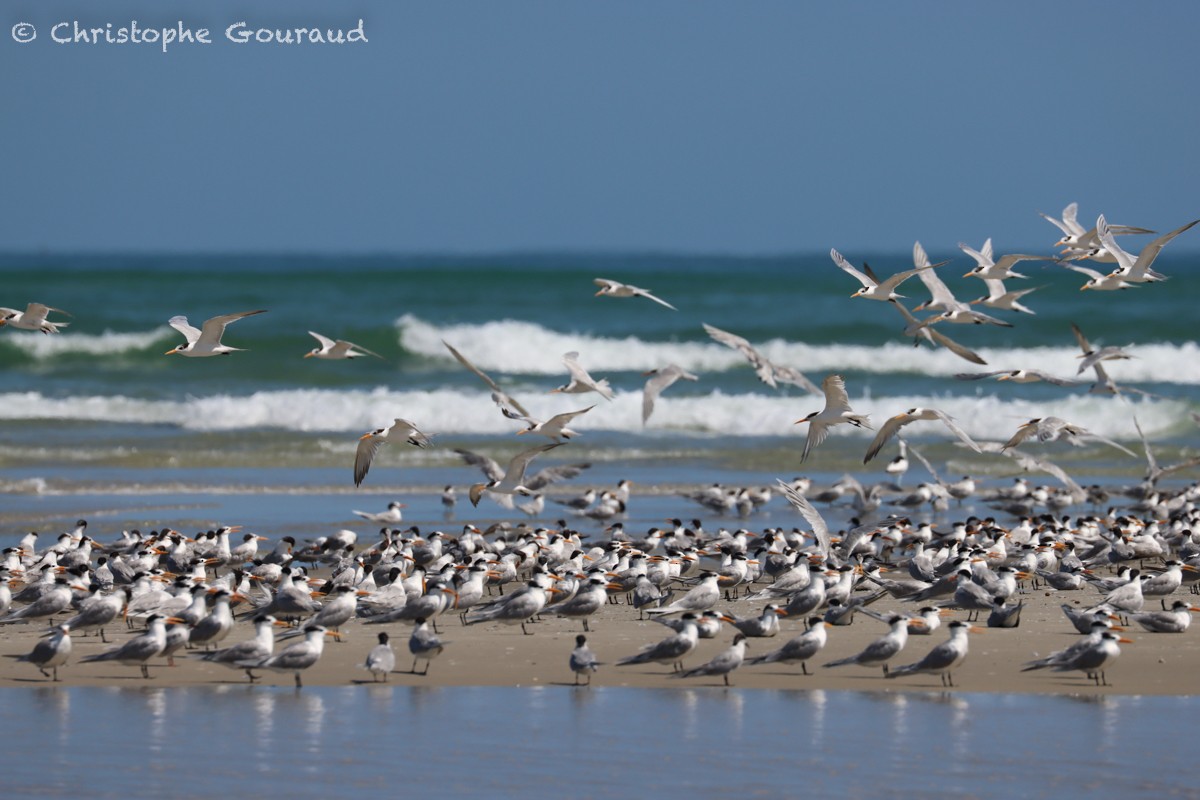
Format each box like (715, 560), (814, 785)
(1, 685), (1191, 798)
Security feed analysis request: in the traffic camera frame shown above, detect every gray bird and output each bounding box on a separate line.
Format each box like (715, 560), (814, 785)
(79, 614), (168, 679)
(617, 615), (700, 673)
(363, 631), (396, 681)
(887, 620), (977, 686)
(408, 617), (445, 675)
(570, 634), (601, 685)
(676, 634), (747, 686)
(746, 618), (828, 675)
(7, 623), (72, 680)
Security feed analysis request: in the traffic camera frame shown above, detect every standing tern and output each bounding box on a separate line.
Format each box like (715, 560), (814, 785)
(79, 614), (168, 678)
(676, 633), (748, 686)
(197, 615), (278, 683)
(7, 623), (72, 680)
(616, 614), (700, 672)
(645, 573), (720, 616)
(164, 310), (267, 357)
(794, 374), (872, 462)
(746, 618), (828, 675)
(363, 631), (396, 681)
(354, 418), (434, 487)
(570, 634), (602, 685)
(304, 331), (383, 360)
(886, 620), (978, 686)
(641, 364), (699, 425)
(862, 407), (981, 464)
(245, 625), (336, 687)
(0, 302), (70, 334)
(408, 617), (446, 674)
(593, 278), (677, 310)
(831, 248), (939, 301)
(552, 352), (615, 400)
(824, 614), (915, 675)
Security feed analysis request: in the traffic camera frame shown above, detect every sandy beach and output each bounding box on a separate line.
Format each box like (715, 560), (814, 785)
(3, 572), (1196, 695)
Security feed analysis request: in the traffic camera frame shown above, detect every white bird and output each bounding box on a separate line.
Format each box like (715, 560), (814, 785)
(1039, 202), (1153, 258)
(442, 339), (530, 416)
(466, 442), (564, 507)
(954, 369), (1086, 387)
(892, 301), (987, 366)
(1065, 263), (1137, 292)
(642, 364), (699, 424)
(594, 278), (676, 310)
(863, 407), (981, 464)
(910, 242), (1013, 327)
(353, 501), (406, 525)
(676, 633), (748, 686)
(830, 248), (938, 301)
(502, 405), (594, 442)
(354, 418), (434, 487)
(570, 634), (602, 685)
(7, 623), (72, 680)
(971, 278), (1040, 315)
(164, 310), (267, 357)
(552, 352), (614, 400)
(702, 323), (820, 392)
(1096, 214), (1198, 284)
(363, 631), (396, 681)
(245, 625), (334, 687)
(0, 302), (70, 334)
(304, 331), (383, 360)
(1049, 630), (1131, 686)
(1002, 417), (1135, 457)
(794, 374), (872, 462)
(959, 240), (1044, 280)
(886, 620), (977, 686)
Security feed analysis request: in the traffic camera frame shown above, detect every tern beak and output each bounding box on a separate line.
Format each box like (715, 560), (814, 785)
(303, 352), (315, 358)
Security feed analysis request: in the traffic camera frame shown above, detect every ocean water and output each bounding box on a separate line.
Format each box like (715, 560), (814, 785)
(1, 251), (1197, 535)
(2, 685), (1193, 798)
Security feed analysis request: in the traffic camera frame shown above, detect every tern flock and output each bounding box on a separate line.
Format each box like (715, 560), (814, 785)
(2, 202), (1199, 689)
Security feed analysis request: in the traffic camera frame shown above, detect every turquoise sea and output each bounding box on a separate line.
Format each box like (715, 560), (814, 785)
(1, 250), (1197, 538)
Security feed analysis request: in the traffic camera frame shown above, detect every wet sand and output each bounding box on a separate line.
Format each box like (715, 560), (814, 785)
(3, 581), (1197, 694)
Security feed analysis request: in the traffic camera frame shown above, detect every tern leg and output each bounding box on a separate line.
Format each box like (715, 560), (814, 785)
(101, 627), (108, 643)
(801, 664), (809, 676)
(411, 658), (418, 673)
(53, 667), (60, 682)
(141, 664), (150, 679)
(583, 619), (590, 633)
(294, 672), (303, 688)
(521, 622), (532, 635)
(421, 662), (430, 676)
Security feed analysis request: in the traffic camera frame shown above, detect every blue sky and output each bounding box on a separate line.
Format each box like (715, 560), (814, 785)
(2, 1), (1197, 253)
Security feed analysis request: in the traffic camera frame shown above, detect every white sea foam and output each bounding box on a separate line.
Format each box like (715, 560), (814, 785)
(0, 327), (173, 358)
(399, 314), (1200, 384)
(0, 387), (1189, 442)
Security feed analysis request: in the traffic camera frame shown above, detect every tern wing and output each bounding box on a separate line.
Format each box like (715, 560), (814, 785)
(197, 310), (266, 347)
(875, 263), (941, 295)
(821, 374), (854, 414)
(864, 414), (911, 464)
(337, 339), (384, 359)
(830, 248), (873, 288)
(1095, 215), (1137, 273)
(308, 331), (336, 350)
(958, 242), (993, 268)
(633, 287), (677, 310)
(501, 443), (564, 486)
(931, 409), (982, 453)
(1129, 219), (1200, 277)
(927, 328), (987, 365)
(354, 436), (386, 487)
(776, 479), (830, 554)
(168, 315), (203, 344)
(443, 340), (529, 416)
(1039, 209), (1073, 237)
